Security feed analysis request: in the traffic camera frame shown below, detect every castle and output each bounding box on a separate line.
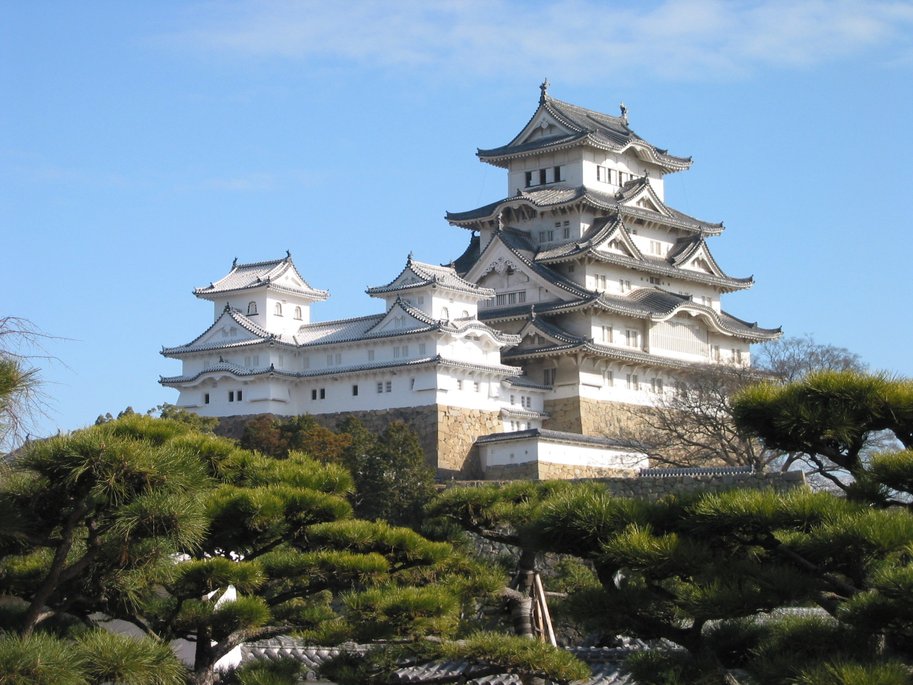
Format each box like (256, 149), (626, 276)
(161, 84), (779, 478)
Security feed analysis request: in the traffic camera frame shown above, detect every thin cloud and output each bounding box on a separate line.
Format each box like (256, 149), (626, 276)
(162, 0), (913, 82)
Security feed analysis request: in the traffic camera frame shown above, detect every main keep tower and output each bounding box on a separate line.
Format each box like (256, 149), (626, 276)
(446, 82), (780, 436)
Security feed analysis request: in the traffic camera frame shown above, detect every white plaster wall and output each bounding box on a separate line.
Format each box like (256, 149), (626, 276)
(480, 436), (647, 470)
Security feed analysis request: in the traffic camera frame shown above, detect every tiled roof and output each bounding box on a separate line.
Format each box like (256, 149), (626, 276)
(194, 253), (329, 300)
(483, 229), (594, 300)
(535, 218), (750, 291)
(477, 89), (690, 175)
(451, 234), (481, 276)
(161, 306), (275, 355)
(368, 255), (495, 298)
(447, 180), (721, 236)
(160, 354), (523, 386)
(447, 185), (616, 224)
(238, 638), (637, 685)
(481, 288), (779, 341)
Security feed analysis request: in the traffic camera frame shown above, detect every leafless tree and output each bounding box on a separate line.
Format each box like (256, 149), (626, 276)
(0, 316), (57, 452)
(618, 336), (869, 474)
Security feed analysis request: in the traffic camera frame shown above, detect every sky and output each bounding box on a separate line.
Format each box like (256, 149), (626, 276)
(3, 0), (913, 444)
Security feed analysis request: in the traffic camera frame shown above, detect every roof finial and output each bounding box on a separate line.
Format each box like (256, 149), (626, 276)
(539, 78), (550, 104)
(619, 102), (628, 125)
(232, 257), (238, 268)
(285, 249), (291, 259)
(496, 211), (504, 231)
(407, 251), (413, 263)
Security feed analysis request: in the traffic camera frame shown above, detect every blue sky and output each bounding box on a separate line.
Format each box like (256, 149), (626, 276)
(3, 0), (913, 443)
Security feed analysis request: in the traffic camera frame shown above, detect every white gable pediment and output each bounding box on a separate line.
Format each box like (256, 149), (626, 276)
(593, 223), (642, 260)
(620, 183), (671, 218)
(367, 302), (430, 335)
(183, 311), (266, 351)
(678, 243), (725, 277)
(515, 111), (574, 146)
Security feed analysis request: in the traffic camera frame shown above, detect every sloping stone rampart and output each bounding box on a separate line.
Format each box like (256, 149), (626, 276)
(543, 397), (652, 437)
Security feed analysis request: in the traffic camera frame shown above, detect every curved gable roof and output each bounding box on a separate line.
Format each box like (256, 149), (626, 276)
(367, 254), (494, 298)
(476, 86), (691, 173)
(194, 253), (329, 301)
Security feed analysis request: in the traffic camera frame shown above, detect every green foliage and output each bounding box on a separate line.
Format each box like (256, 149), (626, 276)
(154, 403), (219, 433)
(623, 649), (723, 685)
(338, 418), (436, 526)
(74, 630), (185, 685)
(343, 585), (460, 640)
(226, 658), (308, 685)
(0, 413), (493, 685)
(441, 631), (591, 683)
(240, 414), (352, 462)
(793, 660), (913, 685)
(0, 631), (85, 685)
(732, 371), (913, 482)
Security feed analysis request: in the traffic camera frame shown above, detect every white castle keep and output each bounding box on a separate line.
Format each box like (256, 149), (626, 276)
(161, 84), (779, 479)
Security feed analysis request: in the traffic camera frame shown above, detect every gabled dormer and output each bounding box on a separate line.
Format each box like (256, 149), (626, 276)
(367, 254), (495, 321)
(193, 252), (329, 337)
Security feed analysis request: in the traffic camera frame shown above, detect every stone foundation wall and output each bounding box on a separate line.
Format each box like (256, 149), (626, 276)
(436, 406), (503, 480)
(543, 397), (652, 438)
(543, 397), (583, 433)
(482, 462), (540, 480)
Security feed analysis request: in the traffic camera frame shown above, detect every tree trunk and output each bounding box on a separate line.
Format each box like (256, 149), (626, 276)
(508, 547), (537, 638)
(20, 500), (90, 636)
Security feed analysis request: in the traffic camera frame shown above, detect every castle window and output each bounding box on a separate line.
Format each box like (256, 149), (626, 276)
(385, 381), (392, 392)
(625, 329), (640, 348)
(237, 390), (243, 401)
(553, 166), (563, 182)
(604, 370), (614, 386)
(712, 345), (721, 361)
(274, 303), (283, 316)
(352, 385), (359, 396)
(247, 301), (258, 315)
(204, 393), (210, 404)
(601, 326), (613, 343)
(619, 279), (631, 293)
(294, 306), (302, 320)
(650, 241), (663, 255)
(651, 378), (663, 393)
(312, 389), (318, 400)
(440, 307), (449, 320)
(377, 382), (384, 393)
(525, 171), (533, 187)
(457, 380), (463, 391)
(319, 388), (326, 399)
(510, 394), (515, 405)
(649, 276), (661, 285)
(539, 169), (547, 185)
(627, 374), (639, 390)
(543, 368), (556, 386)
(228, 391), (235, 402)
(474, 382), (480, 392)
